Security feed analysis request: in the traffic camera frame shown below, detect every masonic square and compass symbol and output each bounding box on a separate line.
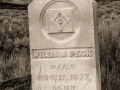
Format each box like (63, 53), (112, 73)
(41, 0), (81, 41)
(46, 8), (75, 34)
(50, 10), (71, 32)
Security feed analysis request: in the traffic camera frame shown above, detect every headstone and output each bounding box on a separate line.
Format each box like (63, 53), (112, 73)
(28, 0), (101, 90)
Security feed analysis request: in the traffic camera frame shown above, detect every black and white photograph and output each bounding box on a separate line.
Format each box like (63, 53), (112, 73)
(0, 0), (120, 90)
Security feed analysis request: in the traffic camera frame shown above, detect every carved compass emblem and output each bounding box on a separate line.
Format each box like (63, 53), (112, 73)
(50, 10), (71, 33)
(41, 0), (81, 43)
(47, 8), (74, 34)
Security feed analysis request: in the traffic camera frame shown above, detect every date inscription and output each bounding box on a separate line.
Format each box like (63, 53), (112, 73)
(32, 64), (92, 90)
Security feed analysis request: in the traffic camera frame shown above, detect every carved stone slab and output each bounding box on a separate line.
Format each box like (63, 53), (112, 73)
(28, 0), (101, 90)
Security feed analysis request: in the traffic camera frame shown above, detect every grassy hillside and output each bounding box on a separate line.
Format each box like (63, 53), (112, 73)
(98, 1), (120, 90)
(0, 9), (30, 82)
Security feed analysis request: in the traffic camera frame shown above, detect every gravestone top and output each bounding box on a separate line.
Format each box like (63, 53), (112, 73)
(28, 0), (101, 90)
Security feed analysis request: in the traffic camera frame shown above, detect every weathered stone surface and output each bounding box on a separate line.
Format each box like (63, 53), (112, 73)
(28, 0), (101, 90)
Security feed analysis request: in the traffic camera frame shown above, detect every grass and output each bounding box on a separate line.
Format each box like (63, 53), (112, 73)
(0, 50), (30, 82)
(98, 17), (120, 90)
(0, 9), (30, 82)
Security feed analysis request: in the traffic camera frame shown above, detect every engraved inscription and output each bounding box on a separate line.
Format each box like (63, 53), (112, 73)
(51, 64), (76, 70)
(32, 48), (93, 59)
(36, 72), (91, 82)
(53, 86), (76, 90)
(70, 50), (92, 57)
(32, 62), (93, 90)
(33, 50), (67, 59)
